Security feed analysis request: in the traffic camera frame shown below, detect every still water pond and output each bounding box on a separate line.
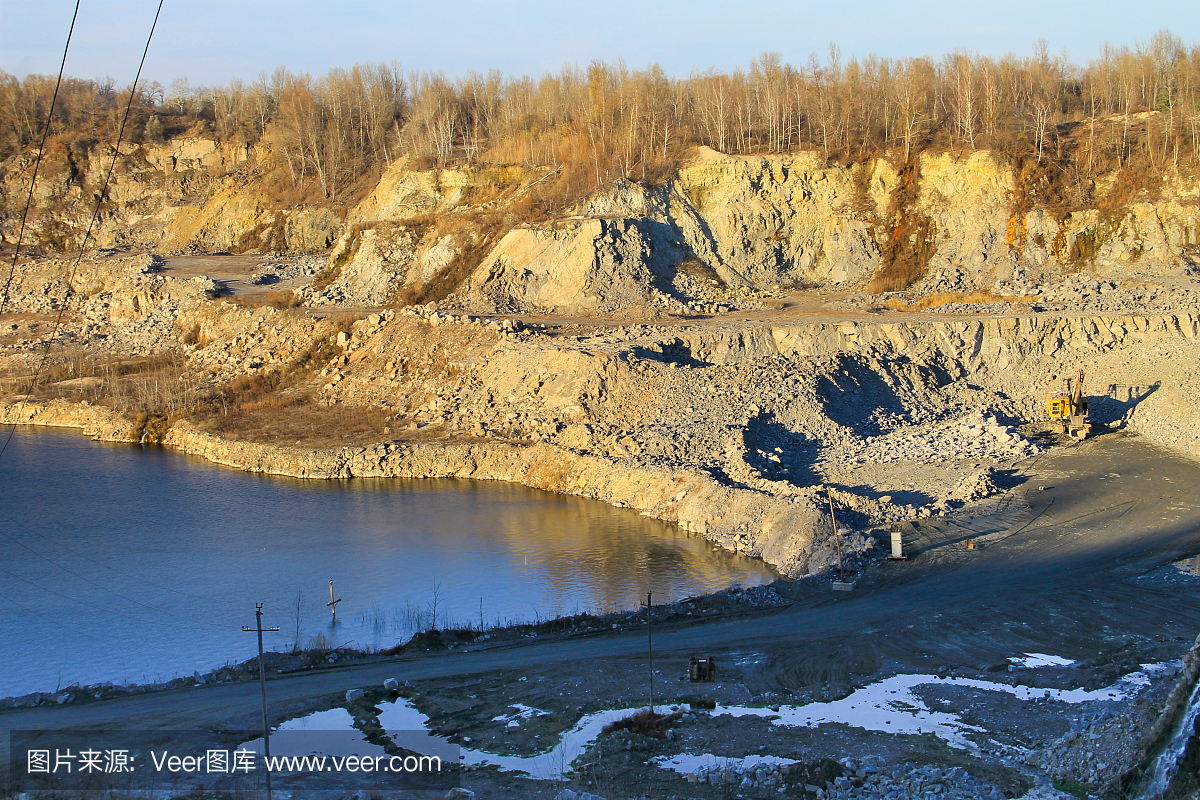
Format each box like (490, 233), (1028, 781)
(0, 427), (774, 697)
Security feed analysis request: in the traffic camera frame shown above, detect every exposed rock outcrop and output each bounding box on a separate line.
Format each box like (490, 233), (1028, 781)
(6, 138), (1199, 310)
(0, 398), (137, 441)
(0, 138), (340, 254)
(463, 217), (686, 314)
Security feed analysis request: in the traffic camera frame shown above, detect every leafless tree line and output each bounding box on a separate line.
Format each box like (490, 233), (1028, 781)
(2, 30), (1198, 205)
(2, 350), (208, 417)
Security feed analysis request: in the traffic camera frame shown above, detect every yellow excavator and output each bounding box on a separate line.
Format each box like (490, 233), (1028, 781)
(1046, 370), (1092, 439)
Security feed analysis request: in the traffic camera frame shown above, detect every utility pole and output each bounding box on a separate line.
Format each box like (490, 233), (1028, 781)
(327, 580), (342, 619)
(827, 492), (845, 579)
(243, 604), (280, 800)
(641, 591), (654, 714)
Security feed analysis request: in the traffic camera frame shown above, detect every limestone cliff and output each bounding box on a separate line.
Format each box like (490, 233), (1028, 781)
(5, 137), (1198, 306)
(339, 147), (1200, 312)
(0, 137), (340, 254)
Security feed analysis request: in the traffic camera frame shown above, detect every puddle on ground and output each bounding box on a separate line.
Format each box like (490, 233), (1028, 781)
(240, 708), (389, 759)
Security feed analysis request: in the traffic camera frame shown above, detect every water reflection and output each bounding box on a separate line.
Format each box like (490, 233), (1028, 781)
(0, 427), (774, 697)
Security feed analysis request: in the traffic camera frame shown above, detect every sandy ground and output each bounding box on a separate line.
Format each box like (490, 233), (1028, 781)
(3, 433), (1199, 799)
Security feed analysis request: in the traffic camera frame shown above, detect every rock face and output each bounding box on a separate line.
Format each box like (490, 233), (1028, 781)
(670, 147), (894, 287)
(0, 399), (137, 442)
(347, 162), (532, 224)
(9, 137), (1197, 308)
(913, 151), (1200, 292)
(457, 153), (893, 311)
(364, 148), (1200, 311)
(668, 148), (1198, 295)
(464, 218), (685, 314)
(311, 223), (457, 306)
(0, 138), (340, 254)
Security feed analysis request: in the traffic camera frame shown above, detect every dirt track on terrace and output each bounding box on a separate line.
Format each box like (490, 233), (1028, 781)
(3, 433), (1198, 740)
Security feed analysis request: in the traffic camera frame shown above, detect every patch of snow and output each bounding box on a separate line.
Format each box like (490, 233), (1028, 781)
(655, 752), (798, 775)
(709, 663), (1169, 752)
(379, 697), (648, 779)
(261, 661), (1170, 780)
(493, 703), (553, 726)
(1009, 653), (1076, 669)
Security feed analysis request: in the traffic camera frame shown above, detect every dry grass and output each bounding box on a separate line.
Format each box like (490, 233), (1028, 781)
(194, 401), (393, 448)
(1, 350), (211, 443)
(4, 351), (205, 410)
(882, 291), (1041, 311)
(221, 290), (303, 310)
(190, 324), (403, 446)
(3, 314), (354, 444)
(601, 708), (683, 740)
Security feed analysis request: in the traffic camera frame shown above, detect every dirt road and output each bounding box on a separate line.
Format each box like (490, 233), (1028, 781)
(3, 433), (1198, 739)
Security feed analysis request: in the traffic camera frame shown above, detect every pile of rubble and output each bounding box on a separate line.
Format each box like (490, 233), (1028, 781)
(814, 759), (1012, 800)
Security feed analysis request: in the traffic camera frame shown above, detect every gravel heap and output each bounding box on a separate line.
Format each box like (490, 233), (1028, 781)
(1033, 276), (1200, 314)
(814, 759), (1015, 800)
(668, 270), (769, 314)
(251, 256), (324, 285)
(681, 758), (791, 790)
(677, 755), (1020, 799)
(946, 466), (1004, 506)
(1024, 662), (1182, 792)
(819, 408), (1041, 468)
(1, 258), (218, 359)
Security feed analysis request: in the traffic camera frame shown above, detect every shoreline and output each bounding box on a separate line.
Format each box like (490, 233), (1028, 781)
(0, 410), (821, 704)
(1, 399), (832, 577)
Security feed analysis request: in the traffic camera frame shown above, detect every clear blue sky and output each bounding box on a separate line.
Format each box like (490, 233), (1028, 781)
(2, 0), (1197, 87)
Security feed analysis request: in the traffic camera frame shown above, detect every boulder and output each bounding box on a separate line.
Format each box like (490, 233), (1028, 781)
(553, 790), (607, 800)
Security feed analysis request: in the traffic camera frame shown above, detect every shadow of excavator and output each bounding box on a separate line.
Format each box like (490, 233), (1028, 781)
(1089, 381), (1161, 427)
